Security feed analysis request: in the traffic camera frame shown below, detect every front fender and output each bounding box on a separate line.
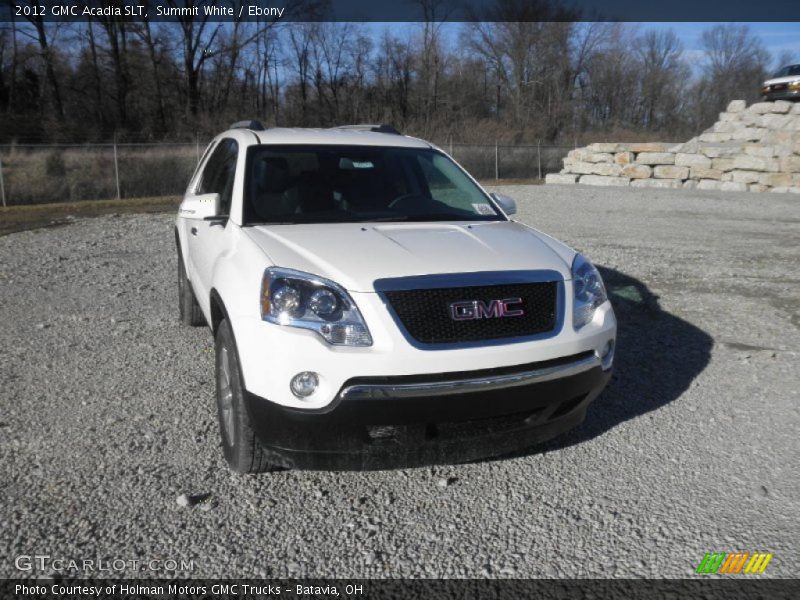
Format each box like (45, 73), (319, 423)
(174, 225), (190, 278)
(209, 228), (268, 325)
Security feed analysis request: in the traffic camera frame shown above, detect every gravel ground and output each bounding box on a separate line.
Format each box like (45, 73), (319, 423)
(0, 185), (798, 579)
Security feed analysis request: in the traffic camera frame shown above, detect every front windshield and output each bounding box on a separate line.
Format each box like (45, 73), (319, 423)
(773, 64), (800, 78)
(243, 145), (505, 225)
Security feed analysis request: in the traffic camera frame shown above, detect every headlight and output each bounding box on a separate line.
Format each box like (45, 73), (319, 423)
(260, 267), (372, 346)
(790, 80), (800, 90)
(572, 254), (608, 329)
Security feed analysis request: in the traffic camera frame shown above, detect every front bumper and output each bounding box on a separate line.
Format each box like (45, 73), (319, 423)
(243, 351), (612, 470)
(233, 290), (616, 409)
(762, 89), (800, 101)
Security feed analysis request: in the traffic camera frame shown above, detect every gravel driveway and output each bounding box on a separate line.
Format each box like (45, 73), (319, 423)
(1, 185), (797, 578)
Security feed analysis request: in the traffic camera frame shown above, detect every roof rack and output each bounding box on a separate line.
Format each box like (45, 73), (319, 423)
(333, 124), (402, 135)
(230, 120), (266, 131)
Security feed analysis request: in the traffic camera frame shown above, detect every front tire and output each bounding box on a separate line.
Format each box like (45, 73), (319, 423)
(215, 319), (276, 474)
(178, 253), (205, 326)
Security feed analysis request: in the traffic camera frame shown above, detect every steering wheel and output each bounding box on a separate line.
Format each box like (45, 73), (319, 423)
(388, 193), (428, 210)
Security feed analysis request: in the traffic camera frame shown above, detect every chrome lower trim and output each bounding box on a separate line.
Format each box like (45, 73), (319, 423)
(339, 353), (602, 400)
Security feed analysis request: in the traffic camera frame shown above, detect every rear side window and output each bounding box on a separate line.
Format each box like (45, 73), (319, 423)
(198, 139), (239, 215)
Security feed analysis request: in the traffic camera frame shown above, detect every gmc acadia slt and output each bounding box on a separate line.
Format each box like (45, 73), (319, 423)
(175, 121), (616, 473)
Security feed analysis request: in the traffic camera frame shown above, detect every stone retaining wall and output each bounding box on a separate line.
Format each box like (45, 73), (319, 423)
(545, 100), (800, 193)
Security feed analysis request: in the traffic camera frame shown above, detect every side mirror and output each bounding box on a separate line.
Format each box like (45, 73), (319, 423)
(179, 193), (220, 220)
(491, 193), (517, 216)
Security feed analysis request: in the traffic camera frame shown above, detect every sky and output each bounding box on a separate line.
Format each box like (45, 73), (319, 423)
(645, 22), (800, 67)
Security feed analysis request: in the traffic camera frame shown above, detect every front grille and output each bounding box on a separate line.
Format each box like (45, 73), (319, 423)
(384, 281), (558, 344)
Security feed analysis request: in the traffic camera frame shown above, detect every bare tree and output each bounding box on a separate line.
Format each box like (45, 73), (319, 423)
(701, 24), (770, 79)
(216, 19), (245, 112)
(93, 15), (131, 127)
(167, 2), (221, 117)
(0, 27), (7, 111)
(347, 33), (372, 123)
(374, 31), (414, 126)
(287, 23), (315, 125)
(415, 0), (457, 134)
(81, 19), (106, 127)
(256, 30), (282, 124)
(134, 14), (168, 132)
(633, 29), (688, 130)
(464, 0), (583, 140)
(773, 49), (796, 72)
(16, 2), (65, 120)
(697, 24), (770, 123)
(309, 23), (367, 124)
(0, 14), (784, 145)
(581, 24), (639, 129)
(7, 17), (18, 115)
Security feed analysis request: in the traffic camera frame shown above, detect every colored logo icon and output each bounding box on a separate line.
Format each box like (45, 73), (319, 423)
(696, 552), (773, 574)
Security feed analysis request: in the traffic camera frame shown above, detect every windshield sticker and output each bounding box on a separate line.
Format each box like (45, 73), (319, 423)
(339, 157), (375, 170)
(472, 203), (496, 215)
(339, 158), (375, 170)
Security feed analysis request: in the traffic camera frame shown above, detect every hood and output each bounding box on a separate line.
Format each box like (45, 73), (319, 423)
(763, 75), (800, 86)
(244, 221), (574, 292)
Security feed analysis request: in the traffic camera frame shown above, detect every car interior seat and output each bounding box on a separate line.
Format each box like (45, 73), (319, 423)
(295, 170), (336, 214)
(250, 156), (298, 219)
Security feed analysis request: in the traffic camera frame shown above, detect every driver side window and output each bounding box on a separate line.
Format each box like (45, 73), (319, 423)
(199, 139), (239, 215)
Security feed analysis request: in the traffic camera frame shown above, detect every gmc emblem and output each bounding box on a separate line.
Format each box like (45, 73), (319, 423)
(449, 298), (525, 321)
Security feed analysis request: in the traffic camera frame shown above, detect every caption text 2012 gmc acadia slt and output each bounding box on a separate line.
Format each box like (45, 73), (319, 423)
(175, 121), (616, 473)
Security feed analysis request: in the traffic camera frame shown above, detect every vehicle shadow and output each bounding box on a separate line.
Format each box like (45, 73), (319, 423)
(494, 265), (714, 460)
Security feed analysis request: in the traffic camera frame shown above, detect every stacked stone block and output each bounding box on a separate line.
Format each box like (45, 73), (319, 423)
(545, 100), (800, 193)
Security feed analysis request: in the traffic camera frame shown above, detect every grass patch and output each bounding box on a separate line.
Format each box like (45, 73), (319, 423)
(1, 146), (196, 205)
(0, 196), (181, 236)
(479, 178), (543, 186)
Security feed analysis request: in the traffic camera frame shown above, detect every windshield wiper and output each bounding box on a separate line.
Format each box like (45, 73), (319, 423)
(401, 214), (488, 222)
(355, 216), (410, 222)
(357, 214), (472, 223)
(246, 217), (361, 225)
(246, 214), (495, 225)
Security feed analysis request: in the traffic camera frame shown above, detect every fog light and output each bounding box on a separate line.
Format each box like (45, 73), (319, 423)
(290, 371), (319, 398)
(600, 340), (615, 370)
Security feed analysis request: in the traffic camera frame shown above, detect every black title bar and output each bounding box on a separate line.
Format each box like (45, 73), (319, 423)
(3, 579), (800, 600)
(1, 0), (799, 22)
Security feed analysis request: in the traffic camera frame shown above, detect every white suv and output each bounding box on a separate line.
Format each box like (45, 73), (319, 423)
(175, 121), (616, 473)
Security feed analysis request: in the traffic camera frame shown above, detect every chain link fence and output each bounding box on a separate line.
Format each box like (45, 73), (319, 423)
(446, 142), (572, 181)
(0, 141), (571, 207)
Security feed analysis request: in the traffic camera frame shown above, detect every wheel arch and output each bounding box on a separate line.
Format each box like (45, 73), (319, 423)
(210, 288), (257, 415)
(174, 225), (190, 279)
(209, 288), (229, 335)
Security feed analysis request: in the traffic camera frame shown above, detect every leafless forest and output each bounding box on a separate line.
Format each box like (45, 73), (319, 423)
(0, 1), (789, 146)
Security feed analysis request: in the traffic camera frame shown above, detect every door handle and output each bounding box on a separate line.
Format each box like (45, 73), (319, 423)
(190, 227), (198, 236)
